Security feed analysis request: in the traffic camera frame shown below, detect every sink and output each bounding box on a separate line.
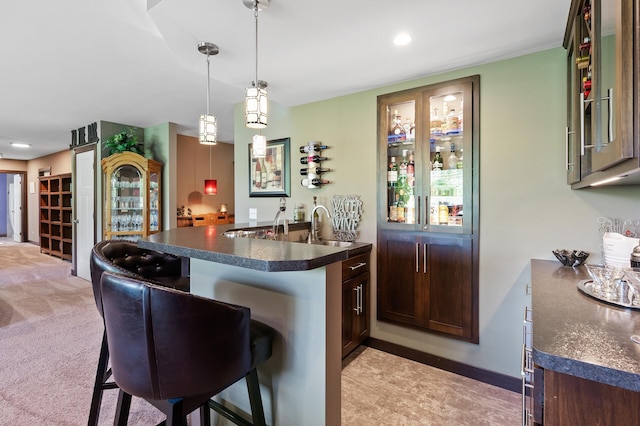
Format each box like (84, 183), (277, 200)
(223, 229), (271, 239)
(309, 240), (354, 248)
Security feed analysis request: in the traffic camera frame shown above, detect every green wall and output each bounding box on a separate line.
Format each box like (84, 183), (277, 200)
(234, 47), (640, 378)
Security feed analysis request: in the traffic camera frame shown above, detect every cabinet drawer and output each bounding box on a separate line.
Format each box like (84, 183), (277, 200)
(342, 253), (370, 280)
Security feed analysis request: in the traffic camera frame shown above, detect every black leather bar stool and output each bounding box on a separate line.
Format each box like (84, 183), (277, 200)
(100, 271), (274, 426)
(88, 240), (190, 426)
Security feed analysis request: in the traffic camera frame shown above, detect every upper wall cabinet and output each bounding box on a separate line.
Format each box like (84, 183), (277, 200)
(564, 0), (638, 188)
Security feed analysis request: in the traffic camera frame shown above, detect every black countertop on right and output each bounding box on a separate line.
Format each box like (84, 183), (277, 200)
(531, 259), (640, 392)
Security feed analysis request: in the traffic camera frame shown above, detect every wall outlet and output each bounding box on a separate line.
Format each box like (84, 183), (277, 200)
(249, 208), (257, 220)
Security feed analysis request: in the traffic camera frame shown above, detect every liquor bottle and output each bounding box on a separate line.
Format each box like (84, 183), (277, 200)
(403, 118), (413, 141)
(458, 99), (463, 133)
(438, 203), (449, 225)
(432, 147), (443, 171)
(387, 156), (398, 187)
(390, 111), (406, 142)
(396, 189), (406, 223)
(406, 193), (415, 224)
(299, 144), (328, 153)
(430, 108), (442, 135)
(407, 151), (415, 187)
(301, 178), (330, 187)
(300, 167), (331, 175)
(389, 194), (399, 222)
(456, 149), (464, 169)
(300, 156), (328, 164)
(447, 143), (458, 170)
(255, 158), (262, 188)
(446, 108), (460, 134)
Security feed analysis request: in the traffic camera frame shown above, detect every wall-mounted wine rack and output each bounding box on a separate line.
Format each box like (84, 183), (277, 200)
(299, 141), (330, 189)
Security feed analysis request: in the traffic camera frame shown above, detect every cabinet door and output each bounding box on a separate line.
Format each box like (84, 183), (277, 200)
(377, 231), (423, 326)
(342, 272), (369, 358)
(105, 164), (144, 240)
(566, 19), (584, 184)
(591, 0), (634, 171)
(424, 236), (476, 341)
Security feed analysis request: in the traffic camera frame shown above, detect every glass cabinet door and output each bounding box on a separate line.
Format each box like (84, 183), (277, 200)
(379, 75), (478, 235)
(149, 171), (159, 232)
(108, 165), (144, 240)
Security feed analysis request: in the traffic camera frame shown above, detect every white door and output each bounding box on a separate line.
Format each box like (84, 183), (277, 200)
(12, 174), (22, 242)
(75, 150), (95, 281)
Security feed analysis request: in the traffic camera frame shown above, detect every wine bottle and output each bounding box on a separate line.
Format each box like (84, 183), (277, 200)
(389, 193), (399, 222)
(299, 144), (328, 153)
(396, 189), (406, 223)
(300, 167), (331, 175)
(447, 143), (458, 170)
(407, 151), (415, 187)
(406, 194), (415, 224)
(255, 158), (262, 188)
(456, 148), (464, 169)
(387, 156), (398, 188)
(301, 178), (330, 187)
(300, 156), (328, 164)
(260, 158), (267, 189)
(432, 147), (443, 171)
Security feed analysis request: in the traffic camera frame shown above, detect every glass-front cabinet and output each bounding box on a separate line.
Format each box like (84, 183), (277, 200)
(564, 0), (635, 187)
(379, 75), (478, 235)
(377, 75), (480, 344)
(102, 152), (162, 241)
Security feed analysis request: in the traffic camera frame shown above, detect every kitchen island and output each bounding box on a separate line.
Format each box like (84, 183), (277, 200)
(531, 259), (640, 424)
(139, 223), (372, 426)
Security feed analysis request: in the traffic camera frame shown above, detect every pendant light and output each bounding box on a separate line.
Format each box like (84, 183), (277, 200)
(198, 42), (219, 145)
(204, 140), (217, 195)
(252, 133), (267, 158)
(244, 0), (269, 129)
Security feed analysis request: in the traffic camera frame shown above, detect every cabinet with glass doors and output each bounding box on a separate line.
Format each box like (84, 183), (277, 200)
(102, 151), (162, 241)
(377, 75), (479, 343)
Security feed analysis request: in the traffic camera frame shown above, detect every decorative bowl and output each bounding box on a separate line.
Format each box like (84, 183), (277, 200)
(552, 249), (590, 267)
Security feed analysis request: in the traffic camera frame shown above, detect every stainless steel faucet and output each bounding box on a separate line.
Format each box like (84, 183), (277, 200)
(309, 204), (330, 242)
(272, 197), (288, 240)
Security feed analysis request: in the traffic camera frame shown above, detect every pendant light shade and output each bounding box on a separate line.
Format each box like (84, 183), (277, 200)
(252, 134), (267, 158)
(244, 0), (269, 129)
(198, 42), (219, 145)
(204, 179), (217, 195)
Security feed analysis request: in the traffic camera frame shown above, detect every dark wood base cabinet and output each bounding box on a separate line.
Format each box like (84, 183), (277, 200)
(543, 370), (640, 425)
(342, 252), (370, 358)
(377, 230), (478, 343)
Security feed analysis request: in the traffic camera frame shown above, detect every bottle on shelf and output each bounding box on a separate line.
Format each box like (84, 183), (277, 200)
(302, 178), (330, 187)
(447, 143), (459, 170)
(407, 151), (415, 187)
(396, 190), (406, 223)
(390, 110), (406, 142)
(403, 117), (413, 141)
(457, 148), (464, 169)
(406, 193), (415, 224)
(389, 193), (399, 222)
(430, 108), (442, 135)
(300, 167), (331, 175)
(438, 203), (449, 225)
(300, 156), (328, 164)
(387, 156), (398, 188)
(446, 108), (460, 134)
(458, 99), (463, 133)
(299, 144), (328, 153)
(432, 147), (443, 171)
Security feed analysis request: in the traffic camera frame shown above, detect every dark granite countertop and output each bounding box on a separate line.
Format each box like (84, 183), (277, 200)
(531, 259), (640, 392)
(139, 222), (372, 272)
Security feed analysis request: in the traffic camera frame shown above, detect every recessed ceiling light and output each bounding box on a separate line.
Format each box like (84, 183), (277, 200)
(444, 95), (457, 102)
(393, 33), (412, 46)
(10, 142), (31, 148)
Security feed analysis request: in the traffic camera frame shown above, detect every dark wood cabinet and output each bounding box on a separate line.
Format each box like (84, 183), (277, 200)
(564, 0), (639, 188)
(39, 174), (73, 260)
(376, 76), (479, 344)
(342, 252), (370, 358)
(377, 230), (477, 342)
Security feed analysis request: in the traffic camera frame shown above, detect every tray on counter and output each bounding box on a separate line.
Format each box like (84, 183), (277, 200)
(577, 279), (639, 310)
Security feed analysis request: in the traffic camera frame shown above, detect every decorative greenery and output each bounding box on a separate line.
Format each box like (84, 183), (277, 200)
(103, 128), (143, 155)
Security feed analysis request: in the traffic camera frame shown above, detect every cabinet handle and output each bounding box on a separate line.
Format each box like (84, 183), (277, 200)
(423, 243), (427, 274)
(349, 262), (366, 271)
(423, 196), (429, 230)
(604, 88), (614, 143)
(353, 286), (359, 314)
(525, 283), (532, 295)
(565, 126), (575, 170)
(580, 92), (594, 155)
(417, 195), (421, 225)
(358, 283), (363, 314)
(415, 243), (419, 273)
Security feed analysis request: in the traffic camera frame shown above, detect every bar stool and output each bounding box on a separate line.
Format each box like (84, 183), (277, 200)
(100, 271), (274, 426)
(88, 240), (190, 426)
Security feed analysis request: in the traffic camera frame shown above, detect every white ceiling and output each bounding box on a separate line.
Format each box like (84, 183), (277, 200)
(0, 0), (570, 161)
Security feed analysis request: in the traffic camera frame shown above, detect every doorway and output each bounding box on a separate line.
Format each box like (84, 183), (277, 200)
(0, 171), (27, 242)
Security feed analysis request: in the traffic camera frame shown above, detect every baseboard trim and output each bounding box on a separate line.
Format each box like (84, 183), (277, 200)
(365, 338), (521, 393)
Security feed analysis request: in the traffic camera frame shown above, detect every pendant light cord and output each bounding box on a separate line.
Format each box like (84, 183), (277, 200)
(254, 2), (259, 88)
(206, 53), (211, 115)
